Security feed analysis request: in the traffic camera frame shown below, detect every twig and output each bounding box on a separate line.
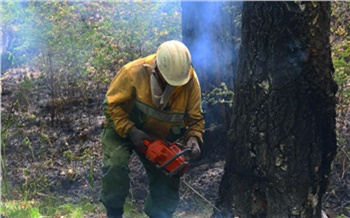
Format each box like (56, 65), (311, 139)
(36, 192), (61, 200)
(339, 145), (350, 162)
(339, 146), (350, 179)
(204, 124), (223, 132)
(181, 179), (221, 213)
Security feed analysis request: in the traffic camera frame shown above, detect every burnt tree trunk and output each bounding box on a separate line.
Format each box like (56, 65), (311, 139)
(213, 2), (338, 218)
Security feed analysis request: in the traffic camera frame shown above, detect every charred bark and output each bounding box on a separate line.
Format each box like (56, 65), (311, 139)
(213, 2), (338, 218)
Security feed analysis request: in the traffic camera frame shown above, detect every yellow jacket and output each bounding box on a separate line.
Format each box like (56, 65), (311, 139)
(103, 54), (204, 143)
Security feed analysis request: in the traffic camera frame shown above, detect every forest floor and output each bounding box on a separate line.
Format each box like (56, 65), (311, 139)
(1, 71), (349, 217)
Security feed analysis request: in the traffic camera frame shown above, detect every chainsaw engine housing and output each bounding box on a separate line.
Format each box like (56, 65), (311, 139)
(141, 139), (191, 177)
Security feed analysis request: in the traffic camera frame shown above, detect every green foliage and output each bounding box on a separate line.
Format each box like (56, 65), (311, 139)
(201, 83), (234, 132)
(22, 137), (34, 159)
(123, 198), (147, 218)
(332, 35), (350, 108)
(21, 172), (50, 199)
(329, 4), (350, 216)
(40, 133), (52, 146)
(202, 82), (235, 112)
(1, 1), (31, 71)
(1, 1), (181, 125)
(0, 194), (151, 218)
(331, 1), (350, 116)
(1, 197), (102, 218)
(2, 1), (181, 77)
(331, 2), (350, 170)
(336, 215), (348, 218)
(222, 2), (242, 48)
(0, 200), (41, 218)
(1, 110), (16, 193)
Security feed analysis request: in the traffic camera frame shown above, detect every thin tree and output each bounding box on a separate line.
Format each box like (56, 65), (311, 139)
(212, 2), (338, 218)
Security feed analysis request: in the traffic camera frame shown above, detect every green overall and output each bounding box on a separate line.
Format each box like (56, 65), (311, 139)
(99, 127), (180, 218)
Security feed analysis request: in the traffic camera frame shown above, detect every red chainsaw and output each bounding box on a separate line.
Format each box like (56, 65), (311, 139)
(138, 139), (192, 177)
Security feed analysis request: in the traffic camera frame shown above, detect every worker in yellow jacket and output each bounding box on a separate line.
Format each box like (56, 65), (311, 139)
(99, 40), (204, 218)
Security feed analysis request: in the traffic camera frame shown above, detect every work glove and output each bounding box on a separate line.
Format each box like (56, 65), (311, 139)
(128, 126), (151, 148)
(186, 136), (201, 160)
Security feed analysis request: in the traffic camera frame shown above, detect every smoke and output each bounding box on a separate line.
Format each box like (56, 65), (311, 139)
(2, 1), (242, 84)
(1, 2), (32, 73)
(190, 2), (223, 70)
(182, 2), (242, 91)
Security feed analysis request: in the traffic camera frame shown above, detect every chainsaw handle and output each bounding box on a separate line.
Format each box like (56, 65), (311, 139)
(168, 162), (188, 177)
(143, 139), (151, 146)
(157, 148), (192, 170)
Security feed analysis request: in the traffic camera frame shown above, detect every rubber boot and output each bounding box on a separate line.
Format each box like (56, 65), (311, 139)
(106, 209), (123, 218)
(103, 203), (123, 218)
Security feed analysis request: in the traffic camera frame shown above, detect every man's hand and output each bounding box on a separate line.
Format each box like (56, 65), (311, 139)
(186, 136), (201, 160)
(128, 126), (151, 148)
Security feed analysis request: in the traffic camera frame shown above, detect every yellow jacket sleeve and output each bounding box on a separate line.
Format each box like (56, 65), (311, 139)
(103, 66), (135, 138)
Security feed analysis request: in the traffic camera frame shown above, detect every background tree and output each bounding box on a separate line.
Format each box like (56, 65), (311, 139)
(182, 2), (241, 159)
(182, 1), (241, 92)
(213, 2), (338, 217)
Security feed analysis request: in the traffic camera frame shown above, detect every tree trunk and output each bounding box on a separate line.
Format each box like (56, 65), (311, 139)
(213, 2), (338, 218)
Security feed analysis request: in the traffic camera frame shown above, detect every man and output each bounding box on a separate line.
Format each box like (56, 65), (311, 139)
(100, 40), (204, 218)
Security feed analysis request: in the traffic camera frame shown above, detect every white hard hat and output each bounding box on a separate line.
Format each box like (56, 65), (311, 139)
(156, 40), (192, 86)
